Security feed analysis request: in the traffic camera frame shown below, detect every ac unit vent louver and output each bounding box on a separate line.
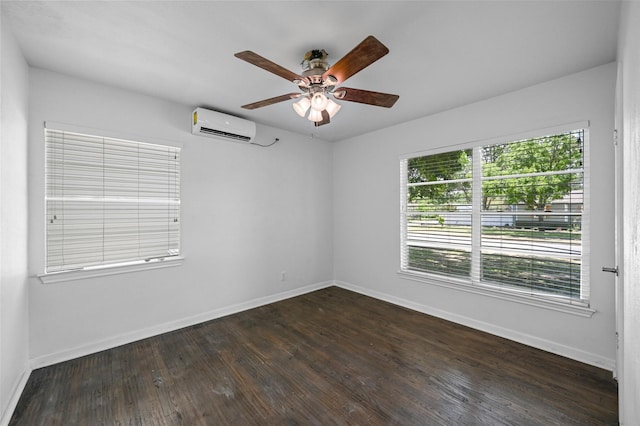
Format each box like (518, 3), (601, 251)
(199, 127), (252, 142)
(192, 107), (256, 143)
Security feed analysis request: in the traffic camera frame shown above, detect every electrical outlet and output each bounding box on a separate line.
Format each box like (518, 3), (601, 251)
(280, 271), (286, 281)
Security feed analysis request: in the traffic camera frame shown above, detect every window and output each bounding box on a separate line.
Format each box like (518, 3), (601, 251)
(400, 127), (588, 306)
(45, 128), (181, 274)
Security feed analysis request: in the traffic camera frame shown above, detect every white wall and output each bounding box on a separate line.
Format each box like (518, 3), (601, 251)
(334, 62), (617, 370)
(618, 1), (640, 424)
(27, 68), (334, 365)
(0, 12), (30, 424)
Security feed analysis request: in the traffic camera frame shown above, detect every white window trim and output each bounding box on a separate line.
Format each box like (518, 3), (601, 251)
(38, 256), (185, 284)
(44, 121), (184, 149)
(397, 269), (595, 317)
(399, 121), (593, 317)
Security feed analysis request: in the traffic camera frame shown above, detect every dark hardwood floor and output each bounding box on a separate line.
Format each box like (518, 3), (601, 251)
(10, 286), (618, 425)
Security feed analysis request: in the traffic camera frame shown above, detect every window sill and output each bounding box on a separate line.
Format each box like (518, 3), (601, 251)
(38, 257), (184, 284)
(397, 270), (595, 318)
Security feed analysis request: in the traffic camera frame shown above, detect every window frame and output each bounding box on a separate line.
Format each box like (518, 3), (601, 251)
(399, 122), (594, 317)
(39, 122), (184, 283)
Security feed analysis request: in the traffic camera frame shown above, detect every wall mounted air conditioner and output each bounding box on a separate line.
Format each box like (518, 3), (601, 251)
(192, 107), (256, 143)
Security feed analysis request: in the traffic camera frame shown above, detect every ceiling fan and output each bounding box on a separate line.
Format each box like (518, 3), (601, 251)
(234, 36), (399, 127)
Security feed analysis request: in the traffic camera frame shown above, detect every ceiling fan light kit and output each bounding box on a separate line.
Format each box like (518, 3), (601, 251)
(325, 99), (341, 118)
(293, 96), (311, 117)
(308, 108), (324, 123)
(234, 36), (399, 127)
(310, 92), (329, 111)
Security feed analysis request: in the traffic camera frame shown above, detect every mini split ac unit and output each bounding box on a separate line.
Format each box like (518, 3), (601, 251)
(192, 107), (256, 143)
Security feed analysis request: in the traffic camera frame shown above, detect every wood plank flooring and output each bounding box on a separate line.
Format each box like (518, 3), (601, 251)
(10, 286), (618, 425)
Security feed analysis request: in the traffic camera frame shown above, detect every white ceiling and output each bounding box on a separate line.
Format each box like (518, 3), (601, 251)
(2, 1), (620, 142)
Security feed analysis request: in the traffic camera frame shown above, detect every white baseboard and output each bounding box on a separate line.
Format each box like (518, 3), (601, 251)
(0, 366), (31, 426)
(334, 280), (616, 372)
(30, 281), (333, 370)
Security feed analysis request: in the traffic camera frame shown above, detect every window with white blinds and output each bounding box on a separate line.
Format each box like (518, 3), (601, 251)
(45, 128), (181, 273)
(401, 128), (588, 305)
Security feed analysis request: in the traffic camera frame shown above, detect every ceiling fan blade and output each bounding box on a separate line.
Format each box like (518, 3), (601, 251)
(235, 51), (304, 83)
(323, 36), (389, 85)
(241, 93), (301, 110)
(333, 87), (399, 108)
(314, 110), (331, 127)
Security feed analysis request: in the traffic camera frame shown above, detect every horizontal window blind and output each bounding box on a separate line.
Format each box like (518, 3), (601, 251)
(401, 128), (588, 304)
(45, 128), (181, 273)
(402, 149), (473, 279)
(479, 130), (586, 300)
